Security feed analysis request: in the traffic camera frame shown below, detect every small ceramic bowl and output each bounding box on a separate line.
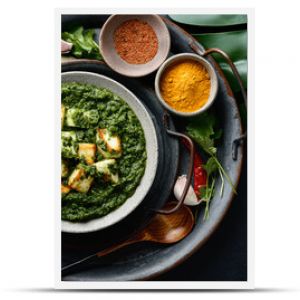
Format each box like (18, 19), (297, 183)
(100, 15), (171, 77)
(155, 53), (219, 117)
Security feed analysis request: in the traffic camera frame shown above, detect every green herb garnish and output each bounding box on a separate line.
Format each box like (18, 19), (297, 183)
(187, 111), (237, 220)
(199, 157), (217, 220)
(200, 177), (215, 221)
(62, 26), (102, 60)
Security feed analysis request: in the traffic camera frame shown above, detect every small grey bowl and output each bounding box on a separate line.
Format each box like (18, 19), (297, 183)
(155, 53), (219, 117)
(100, 15), (171, 77)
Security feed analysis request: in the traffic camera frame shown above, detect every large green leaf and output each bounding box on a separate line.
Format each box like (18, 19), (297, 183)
(169, 14), (247, 27)
(193, 30), (247, 92)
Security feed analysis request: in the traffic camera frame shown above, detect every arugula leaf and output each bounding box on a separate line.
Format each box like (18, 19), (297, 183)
(203, 157), (218, 177)
(187, 111), (236, 193)
(187, 111), (237, 221)
(62, 26), (102, 60)
(186, 112), (217, 155)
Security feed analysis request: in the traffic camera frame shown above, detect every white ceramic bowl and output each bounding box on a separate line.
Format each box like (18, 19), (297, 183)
(61, 72), (158, 233)
(155, 53), (219, 117)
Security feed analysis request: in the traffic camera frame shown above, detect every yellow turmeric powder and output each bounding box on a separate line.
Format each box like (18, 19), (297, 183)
(160, 59), (211, 113)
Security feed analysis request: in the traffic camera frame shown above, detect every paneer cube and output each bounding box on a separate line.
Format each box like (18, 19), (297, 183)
(93, 159), (119, 184)
(61, 184), (71, 194)
(96, 128), (121, 158)
(93, 159), (115, 173)
(78, 143), (96, 165)
(68, 167), (94, 193)
(98, 129), (121, 152)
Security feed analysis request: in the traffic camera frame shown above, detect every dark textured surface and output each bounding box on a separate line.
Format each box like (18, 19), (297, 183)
(61, 15), (246, 281)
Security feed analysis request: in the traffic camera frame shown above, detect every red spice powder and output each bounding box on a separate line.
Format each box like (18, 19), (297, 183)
(114, 19), (158, 64)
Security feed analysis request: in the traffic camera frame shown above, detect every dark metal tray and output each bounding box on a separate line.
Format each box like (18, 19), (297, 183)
(61, 15), (244, 281)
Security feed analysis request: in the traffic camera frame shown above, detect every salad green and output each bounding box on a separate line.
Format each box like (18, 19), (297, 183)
(62, 26), (102, 60)
(186, 112), (236, 220)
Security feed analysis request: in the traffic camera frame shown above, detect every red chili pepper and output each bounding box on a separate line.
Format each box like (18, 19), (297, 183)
(181, 138), (207, 197)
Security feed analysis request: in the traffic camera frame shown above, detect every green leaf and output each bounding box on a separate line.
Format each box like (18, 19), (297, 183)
(186, 111), (237, 196)
(218, 61), (247, 92)
(211, 155), (237, 194)
(169, 14), (247, 27)
(62, 26), (102, 60)
(186, 112), (217, 155)
(200, 177), (215, 221)
(203, 157), (218, 177)
(193, 30), (247, 92)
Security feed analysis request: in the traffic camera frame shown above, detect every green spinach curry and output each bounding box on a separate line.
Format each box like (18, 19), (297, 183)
(61, 82), (147, 222)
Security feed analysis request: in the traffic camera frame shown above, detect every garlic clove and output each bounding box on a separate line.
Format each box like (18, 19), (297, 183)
(61, 40), (73, 53)
(173, 175), (200, 206)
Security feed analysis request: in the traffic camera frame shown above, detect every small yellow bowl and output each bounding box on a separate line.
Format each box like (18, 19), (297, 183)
(155, 53), (219, 117)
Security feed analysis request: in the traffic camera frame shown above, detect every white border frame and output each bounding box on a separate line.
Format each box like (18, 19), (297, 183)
(55, 8), (254, 289)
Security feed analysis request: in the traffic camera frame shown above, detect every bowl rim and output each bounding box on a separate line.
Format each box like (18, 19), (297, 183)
(99, 14), (171, 78)
(61, 71), (158, 233)
(154, 53), (219, 117)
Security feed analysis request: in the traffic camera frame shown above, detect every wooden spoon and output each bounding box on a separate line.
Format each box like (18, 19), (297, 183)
(62, 202), (194, 276)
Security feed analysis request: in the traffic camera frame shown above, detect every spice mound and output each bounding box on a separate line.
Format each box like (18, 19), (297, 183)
(160, 59), (211, 113)
(114, 19), (158, 64)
